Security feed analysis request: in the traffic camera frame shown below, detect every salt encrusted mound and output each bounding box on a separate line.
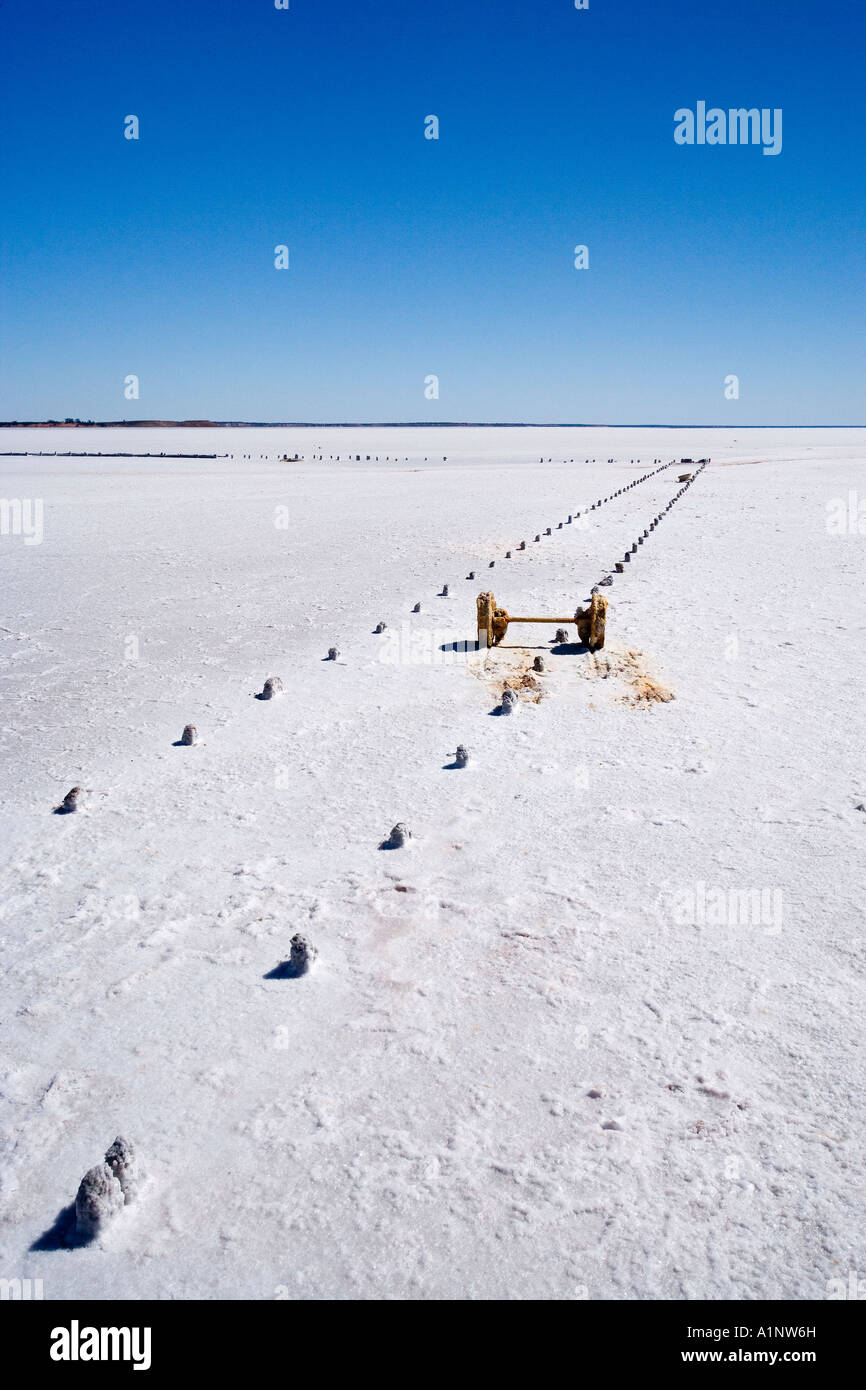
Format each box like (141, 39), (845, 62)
(327, 647), (340, 661)
(374, 622), (386, 634)
(533, 656), (546, 673)
(289, 933), (317, 976)
(260, 676), (284, 699)
(554, 628), (569, 644)
(75, 1163), (124, 1241)
(104, 1135), (141, 1203)
(455, 745), (469, 768)
(179, 724), (197, 745)
(500, 688), (519, 715)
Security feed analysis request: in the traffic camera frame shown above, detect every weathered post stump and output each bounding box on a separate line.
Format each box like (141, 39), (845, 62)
(385, 822), (411, 848)
(75, 1163), (124, 1242)
(57, 786), (84, 813)
(289, 933), (317, 975)
(104, 1136), (142, 1204)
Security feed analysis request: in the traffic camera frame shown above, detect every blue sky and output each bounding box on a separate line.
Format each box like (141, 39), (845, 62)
(1, 0), (863, 423)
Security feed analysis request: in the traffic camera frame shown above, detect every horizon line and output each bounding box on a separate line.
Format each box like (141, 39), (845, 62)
(2, 420), (864, 430)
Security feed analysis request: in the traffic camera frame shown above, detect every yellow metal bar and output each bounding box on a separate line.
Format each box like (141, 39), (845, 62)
(506, 616), (573, 624)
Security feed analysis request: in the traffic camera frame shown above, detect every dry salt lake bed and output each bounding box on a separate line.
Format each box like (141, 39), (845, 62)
(0, 425), (863, 1300)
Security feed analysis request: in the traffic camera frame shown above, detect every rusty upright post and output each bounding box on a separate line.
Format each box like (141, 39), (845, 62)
(575, 593), (608, 652)
(477, 591), (495, 649)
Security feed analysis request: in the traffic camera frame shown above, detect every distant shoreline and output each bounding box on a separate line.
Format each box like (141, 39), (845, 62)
(1, 421), (863, 430)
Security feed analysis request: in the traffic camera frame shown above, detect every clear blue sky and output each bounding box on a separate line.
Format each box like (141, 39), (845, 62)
(1, 0), (863, 423)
